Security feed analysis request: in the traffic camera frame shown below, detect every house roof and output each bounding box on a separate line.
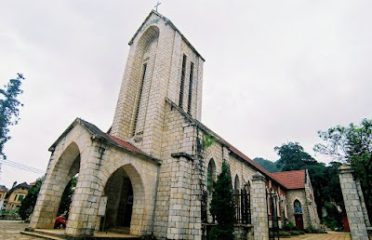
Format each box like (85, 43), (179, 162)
(0, 185), (8, 192)
(49, 118), (160, 164)
(270, 170), (306, 190)
(129, 10), (205, 61)
(5, 182), (31, 199)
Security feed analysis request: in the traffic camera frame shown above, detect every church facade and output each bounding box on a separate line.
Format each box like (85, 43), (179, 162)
(29, 11), (320, 240)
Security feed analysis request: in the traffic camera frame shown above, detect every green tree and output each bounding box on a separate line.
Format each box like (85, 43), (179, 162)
(275, 142), (316, 171)
(209, 160), (235, 240)
(18, 176), (77, 220)
(274, 142), (343, 228)
(18, 178), (43, 220)
(253, 157), (279, 172)
(0, 73), (25, 160)
(57, 176), (77, 215)
(314, 119), (372, 222)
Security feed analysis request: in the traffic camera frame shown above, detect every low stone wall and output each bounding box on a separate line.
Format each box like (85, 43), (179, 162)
(0, 214), (21, 220)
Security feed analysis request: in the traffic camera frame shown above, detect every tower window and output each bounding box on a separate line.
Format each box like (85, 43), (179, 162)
(132, 63), (147, 136)
(187, 62), (194, 114)
(179, 54), (187, 108)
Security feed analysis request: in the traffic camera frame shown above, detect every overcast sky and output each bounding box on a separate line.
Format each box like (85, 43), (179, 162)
(0, 0), (371, 188)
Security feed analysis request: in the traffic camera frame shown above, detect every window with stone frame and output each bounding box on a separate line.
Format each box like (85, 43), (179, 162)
(294, 200), (303, 214)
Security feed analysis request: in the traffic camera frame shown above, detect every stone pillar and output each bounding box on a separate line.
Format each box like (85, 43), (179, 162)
(167, 156), (201, 240)
(167, 124), (201, 240)
(251, 172), (269, 240)
(65, 144), (105, 237)
(356, 180), (371, 227)
(338, 165), (369, 240)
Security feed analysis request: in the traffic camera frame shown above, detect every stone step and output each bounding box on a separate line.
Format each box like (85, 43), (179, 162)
(20, 230), (65, 240)
(22, 228), (141, 240)
(106, 227), (130, 234)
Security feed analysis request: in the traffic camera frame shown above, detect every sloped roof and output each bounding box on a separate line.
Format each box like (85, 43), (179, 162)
(49, 118), (160, 164)
(270, 170), (306, 190)
(5, 182), (31, 199)
(0, 185), (8, 192)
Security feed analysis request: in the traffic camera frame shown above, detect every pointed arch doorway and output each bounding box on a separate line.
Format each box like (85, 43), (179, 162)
(102, 169), (133, 232)
(100, 164), (145, 234)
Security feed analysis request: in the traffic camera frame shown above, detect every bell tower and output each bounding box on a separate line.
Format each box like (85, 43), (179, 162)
(111, 11), (205, 157)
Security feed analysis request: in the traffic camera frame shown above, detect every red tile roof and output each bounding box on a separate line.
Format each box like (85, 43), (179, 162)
(108, 135), (143, 154)
(270, 170), (306, 189)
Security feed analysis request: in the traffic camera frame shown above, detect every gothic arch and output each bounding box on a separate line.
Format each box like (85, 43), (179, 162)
(293, 199), (303, 214)
(99, 163), (145, 235)
(31, 142), (82, 229)
(130, 25), (160, 136)
(206, 159), (216, 193)
(234, 175), (240, 190)
(293, 199), (304, 229)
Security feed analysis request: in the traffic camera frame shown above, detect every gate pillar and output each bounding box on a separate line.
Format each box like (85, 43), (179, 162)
(251, 172), (269, 240)
(338, 165), (369, 240)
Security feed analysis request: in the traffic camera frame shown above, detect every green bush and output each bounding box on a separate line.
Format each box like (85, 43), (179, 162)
(208, 161), (235, 240)
(290, 230), (301, 235)
(279, 231), (291, 237)
(209, 226), (234, 240)
(322, 217), (339, 230)
(283, 221), (295, 231)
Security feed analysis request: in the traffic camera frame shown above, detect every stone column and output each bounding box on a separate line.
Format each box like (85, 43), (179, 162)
(356, 180), (371, 227)
(65, 144), (105, 237)
(338, 165), (369, 240)
(251, 172), (269, 240)
(167, 124), (201, 240)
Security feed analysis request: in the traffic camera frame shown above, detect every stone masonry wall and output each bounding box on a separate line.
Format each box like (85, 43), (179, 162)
(286, 190), (308, 228)
(111, 12), (204, 160)
(30, 122), (159, 237)
(339, 165), (369, 240)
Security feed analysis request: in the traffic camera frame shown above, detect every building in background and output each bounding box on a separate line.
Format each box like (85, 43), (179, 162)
(4, 182), (31, 211)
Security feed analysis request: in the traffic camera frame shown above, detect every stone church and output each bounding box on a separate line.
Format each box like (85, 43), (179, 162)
(29, 10), (320, 239)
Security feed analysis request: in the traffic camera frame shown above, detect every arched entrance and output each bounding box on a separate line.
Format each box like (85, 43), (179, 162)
(30, 142), (81, 229)
(294, 200), (304, 229)
(100, 164), (144, 234)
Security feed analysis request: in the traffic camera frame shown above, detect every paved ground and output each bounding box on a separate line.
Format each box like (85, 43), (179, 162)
(0, 220), (353, 240)
(288, 231), (351, 240)
(0, 220), (43, 239)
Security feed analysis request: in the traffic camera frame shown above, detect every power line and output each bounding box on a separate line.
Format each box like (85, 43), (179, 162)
(0, 160), (45, 174)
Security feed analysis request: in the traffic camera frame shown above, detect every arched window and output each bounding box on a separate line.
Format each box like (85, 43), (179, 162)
(207, 159), (216, 193)
(244, 181), (251, 192)
(234, 175), (240, 190)
(294, 200), (303, 214)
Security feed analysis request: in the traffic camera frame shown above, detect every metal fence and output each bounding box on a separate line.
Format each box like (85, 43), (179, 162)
(234, 189), (251, 224)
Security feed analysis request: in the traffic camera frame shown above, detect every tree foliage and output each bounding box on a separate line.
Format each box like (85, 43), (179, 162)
(275, 142), (316, 171)
(0, 73), (25, 160)
(314, 119), (372, 222)
(57, 176), (77, 216)
(18, 178), (43, 220)
(209, 160), (235, 240)
(253, 157), (279, 172)
(18, 176), (77, 220)
(257, 142), (344, 229)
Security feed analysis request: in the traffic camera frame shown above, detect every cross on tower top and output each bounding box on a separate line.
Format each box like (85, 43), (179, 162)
(154, 1), (161, 12)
